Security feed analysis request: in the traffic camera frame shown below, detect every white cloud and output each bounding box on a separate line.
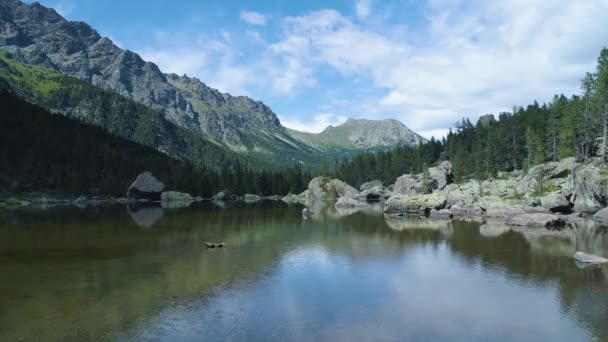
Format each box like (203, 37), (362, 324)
(267, 0), (608, 134)
(279, 113), (348, 133)
(355, 0), (371, 19)
(133, 0), (608, 136)
(240, 11), (267, 25)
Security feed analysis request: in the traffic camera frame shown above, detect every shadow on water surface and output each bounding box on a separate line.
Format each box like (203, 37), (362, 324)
(0, 202), (607, 341)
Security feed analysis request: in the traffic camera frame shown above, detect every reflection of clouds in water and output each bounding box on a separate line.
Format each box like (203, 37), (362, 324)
(378, 246), (589, 341)
(127, 205), (164, 229)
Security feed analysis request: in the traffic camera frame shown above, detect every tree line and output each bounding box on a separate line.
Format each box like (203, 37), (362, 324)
(0, 90), (310, 197)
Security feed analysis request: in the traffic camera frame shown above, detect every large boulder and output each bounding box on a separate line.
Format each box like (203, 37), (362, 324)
(428, 161), (453, 191)
(540, 192), (571, 213)
(384, 193), (447, 214)
(127, 172), (165, 200)
(593, 207), (608, 226)
(506, 213), (565, 228)
(327, 179), (359, 198)
(393, 174), (421, 195)
(571, 160), (608, 213)
(360, 180), (383, 191)
(302, 177), (359, 204)
(335, 196), (369, 208)
(445, 182), (479, 207)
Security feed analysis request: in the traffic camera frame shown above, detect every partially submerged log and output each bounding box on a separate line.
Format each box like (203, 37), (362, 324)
(205, 242), (225, 248)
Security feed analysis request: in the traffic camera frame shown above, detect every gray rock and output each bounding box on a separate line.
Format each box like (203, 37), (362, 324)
(574, 251), (608, 264)
(161, 191), (193, 202)
(127, 172), (165, 200)
(572, 160), (608, 213)
(357, 185), (392, 201)
(384, 193), (447, 214)
(428, 161), (453, 191)
(477, 114), (496, 127)
(593, 207), (608, 226)
(393, 174), (421, 195)
(360, 180), (383, 191)
(506, 213), (565, 227)
(244, 194), (261, 203)
(540, 192), (571, 213)
(335, 196), (369, 208)
(302, 177), (359, 204)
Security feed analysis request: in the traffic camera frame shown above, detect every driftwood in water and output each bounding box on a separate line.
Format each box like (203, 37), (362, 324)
(205, 242), (225, 248)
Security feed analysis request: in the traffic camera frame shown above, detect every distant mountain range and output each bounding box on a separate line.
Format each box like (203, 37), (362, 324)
(0, 0), (425, 169)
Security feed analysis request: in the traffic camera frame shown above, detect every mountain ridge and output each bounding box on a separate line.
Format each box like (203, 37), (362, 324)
(287, 118), (426, 151)
(0, 0), (426, 168)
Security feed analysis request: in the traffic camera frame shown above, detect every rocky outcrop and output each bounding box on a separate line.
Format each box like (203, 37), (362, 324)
(360, 180), (382, 191)
(300, 177), (359, 205)
(357, 185), (392, 201)
(428, 161), (453, 191)
(161, 191), (193, 202)
(540, 192), (571, 213)
(477, 114), (496, 127)
(384, 193), (447, 214)
(506, 213), (565, 228)
(393, 174), (421, 195)
(127, 172), (164, 200)
(571, 159), (608, 213)
(392, 161), (453, 196)
(335, 196), (369, 208)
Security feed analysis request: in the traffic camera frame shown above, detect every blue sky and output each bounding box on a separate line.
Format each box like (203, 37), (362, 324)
(31, 0), (608, 138)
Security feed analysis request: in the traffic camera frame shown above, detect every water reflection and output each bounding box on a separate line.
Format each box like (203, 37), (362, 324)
(0, 203), (607, 341)
(127, 204), (164, 228)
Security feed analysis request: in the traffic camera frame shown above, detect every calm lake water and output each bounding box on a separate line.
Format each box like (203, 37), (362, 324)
(1, 202), (608, 341)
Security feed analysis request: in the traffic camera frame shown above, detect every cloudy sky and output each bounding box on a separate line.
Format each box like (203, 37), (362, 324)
(33, 0), (608, 139)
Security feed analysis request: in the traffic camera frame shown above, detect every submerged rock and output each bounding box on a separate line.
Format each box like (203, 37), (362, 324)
(506, 213), (565, 228)
(244, 194), (261, 203)
(574, 251), (608, 264)
(127, 172), (165, 200)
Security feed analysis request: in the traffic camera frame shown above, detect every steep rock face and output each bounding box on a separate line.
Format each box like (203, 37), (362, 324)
(288, 118), (426, 151)
(0, 0), (309, 155)
(165, 73), (293, 149)
(0, 0), (198, 129)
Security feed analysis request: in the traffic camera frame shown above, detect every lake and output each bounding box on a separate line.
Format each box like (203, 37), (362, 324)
(0, 202), (607, 341)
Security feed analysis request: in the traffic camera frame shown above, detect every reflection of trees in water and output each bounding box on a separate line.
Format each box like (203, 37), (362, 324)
(1, 204), (608, 340)
(446, 219), (608, 339)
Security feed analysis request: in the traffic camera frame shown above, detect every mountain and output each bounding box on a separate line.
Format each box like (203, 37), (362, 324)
(288, 119), (426, 151)
(0, 0), (424, 168)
